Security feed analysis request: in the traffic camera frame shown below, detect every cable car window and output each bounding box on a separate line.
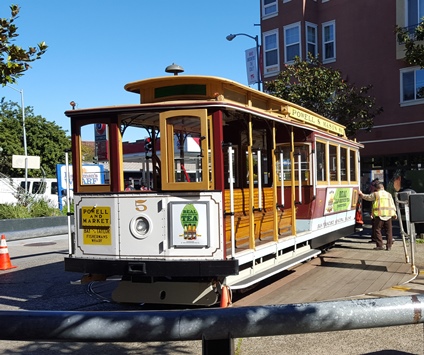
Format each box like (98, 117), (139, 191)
(350, 149), (357, 182)
(329, 144), (337, 181)
(79, 123), (109, 186)
(159, 109), (210, 190)
(340, 147), (347, 181)
(171, 118), (203, 183)
(316, 141), (326, 182)
(277, 144), (310, 185)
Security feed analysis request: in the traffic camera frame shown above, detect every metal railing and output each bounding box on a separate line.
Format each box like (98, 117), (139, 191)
(0, 295), (423, 354)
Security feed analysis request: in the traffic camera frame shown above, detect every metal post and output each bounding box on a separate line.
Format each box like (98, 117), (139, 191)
(65, 149), (72, 255)
(7, 86), (27, 189)
(254, 35), (261, 91)
(202, 337), (234, 355)
(226, 33), (261, 91)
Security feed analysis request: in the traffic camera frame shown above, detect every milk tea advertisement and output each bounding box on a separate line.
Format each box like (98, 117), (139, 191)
(170, 202), (209, 248)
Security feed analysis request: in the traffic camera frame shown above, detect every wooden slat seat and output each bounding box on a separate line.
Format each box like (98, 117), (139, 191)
(224, 187), (293, 250)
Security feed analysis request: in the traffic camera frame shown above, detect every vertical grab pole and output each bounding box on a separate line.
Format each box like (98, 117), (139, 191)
(297, 153), (302, 204)
(228, 146), (236, 257)
(146, 159), (151, 189)
(142, 159), (146, 186)
(257, 149), (262, 211)
(65, 150), (72, 255)
(312, 149), (316, 198)
(248, 117), (255, 249)
(280, 152), (284, 207)
(290, 128), (297, 236)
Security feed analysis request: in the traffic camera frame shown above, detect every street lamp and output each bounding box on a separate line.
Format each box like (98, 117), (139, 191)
(7, 85), (28, 189)
(226, 33), (261, 91)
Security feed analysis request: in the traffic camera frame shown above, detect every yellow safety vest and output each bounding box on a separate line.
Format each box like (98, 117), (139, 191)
(372, 190), (396, 218)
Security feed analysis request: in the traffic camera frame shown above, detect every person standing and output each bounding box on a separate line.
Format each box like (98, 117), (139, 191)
(359, 183), (397, 250)
(370, 178), (379, 193)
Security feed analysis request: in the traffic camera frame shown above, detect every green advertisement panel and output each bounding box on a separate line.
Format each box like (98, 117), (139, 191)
(324, 187), (352, 215)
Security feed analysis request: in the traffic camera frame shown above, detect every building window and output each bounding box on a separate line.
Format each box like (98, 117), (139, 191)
(322, 20), (336, 63)
(400, 67), (424, 104)
(407, 0), (424, 27)
(284, 22), (301, 63)
(306, 22), (318, 58)
(263, 29), (279, 77)
(262, 0), (277, 18)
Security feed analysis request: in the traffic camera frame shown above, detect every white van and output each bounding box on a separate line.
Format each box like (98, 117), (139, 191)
(0, 178), (59, 208)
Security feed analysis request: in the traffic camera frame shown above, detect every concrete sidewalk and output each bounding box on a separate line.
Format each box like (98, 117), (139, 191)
(232, 218), (424, 355)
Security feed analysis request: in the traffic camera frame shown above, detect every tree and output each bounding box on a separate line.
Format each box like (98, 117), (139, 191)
(396, 21), (424, 67)
(0, 4), (47, 85)
(265, 55), (383, 137)
(0, 99), (70, 177)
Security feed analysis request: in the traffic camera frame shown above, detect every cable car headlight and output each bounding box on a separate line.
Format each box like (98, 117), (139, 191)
(130, 216), (151, 239)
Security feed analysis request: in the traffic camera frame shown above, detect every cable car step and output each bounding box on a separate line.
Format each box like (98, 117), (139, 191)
(229, 249), (321, 290)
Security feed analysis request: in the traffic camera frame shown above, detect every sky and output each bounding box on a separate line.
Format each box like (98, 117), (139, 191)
(0, 1), (261, 142)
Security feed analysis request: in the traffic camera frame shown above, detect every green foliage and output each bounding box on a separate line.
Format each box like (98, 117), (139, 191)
(0, 6), (59, 178)
(0, 4), (47, 85)
(29, 198), (61, 217)
(0, 99), (71, 177)
(265, 55), (383, 137)
(0, 202), (30, 218)
(396, 21), (424, 67)
(0, 198), (62, 219)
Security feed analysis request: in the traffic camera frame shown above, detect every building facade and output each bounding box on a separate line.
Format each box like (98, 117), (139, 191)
(260, 0), (424, 190)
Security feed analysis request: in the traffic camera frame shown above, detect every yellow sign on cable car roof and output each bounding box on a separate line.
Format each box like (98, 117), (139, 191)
(124, 75), (346, 137)
(287, 107), (345, 136)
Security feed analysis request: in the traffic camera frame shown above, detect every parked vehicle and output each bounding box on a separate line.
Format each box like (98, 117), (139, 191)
(0, 177), (59, 207)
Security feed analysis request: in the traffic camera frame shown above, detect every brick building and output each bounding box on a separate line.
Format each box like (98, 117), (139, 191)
(260, 0), (424, 190)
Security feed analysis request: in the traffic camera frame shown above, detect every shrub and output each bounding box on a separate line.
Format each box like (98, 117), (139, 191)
(0, 203), (31, 219)
(0, 198), (62, 219)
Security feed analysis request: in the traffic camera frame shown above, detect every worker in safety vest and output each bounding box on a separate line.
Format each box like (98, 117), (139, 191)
(359, 182), (397, 251)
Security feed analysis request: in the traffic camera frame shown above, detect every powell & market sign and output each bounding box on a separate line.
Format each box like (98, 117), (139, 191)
(81, 206), (111, 245)
(288, 107), (345, 136)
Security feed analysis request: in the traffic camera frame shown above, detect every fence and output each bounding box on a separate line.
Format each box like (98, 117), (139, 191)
(0, 295), (423, 354)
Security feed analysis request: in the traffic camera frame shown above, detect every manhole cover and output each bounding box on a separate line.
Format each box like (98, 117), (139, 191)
(24, 242), (57, 247)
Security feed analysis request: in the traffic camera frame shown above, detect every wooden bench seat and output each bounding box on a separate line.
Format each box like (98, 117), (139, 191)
(224, 187), (292, 250)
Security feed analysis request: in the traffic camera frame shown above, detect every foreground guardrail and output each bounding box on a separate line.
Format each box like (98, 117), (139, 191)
(0, 295), (423, 354)
(0, 216), (73, 240)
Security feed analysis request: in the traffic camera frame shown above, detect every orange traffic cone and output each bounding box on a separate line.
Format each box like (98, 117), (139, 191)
(356, 209), (364, 225)
(220, 285), (231, 308)
(0, 234), (17, 270)
(356, 199), (364, 225)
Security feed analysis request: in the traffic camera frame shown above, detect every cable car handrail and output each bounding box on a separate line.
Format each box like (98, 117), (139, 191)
(279, 151), (284, 208)
(257, 149), (262, 211)
(228, 145), (235, 257)
(297, 153), (302, 204)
